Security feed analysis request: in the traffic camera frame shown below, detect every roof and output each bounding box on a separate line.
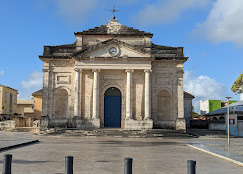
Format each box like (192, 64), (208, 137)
(205, 100), (243, 116)
(0, 84), (18, 92)
(184, 91), (195, 99)
(17, 99), (34, 105)
(32, 89), (43, 96)
(74, 20), (153, 37)
(39, 20), (188, 61)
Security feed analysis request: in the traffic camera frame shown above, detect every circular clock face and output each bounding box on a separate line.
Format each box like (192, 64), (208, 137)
(109, 47), (117, 56)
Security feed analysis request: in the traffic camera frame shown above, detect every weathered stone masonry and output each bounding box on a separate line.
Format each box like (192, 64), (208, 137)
(39, 19), (188, 130)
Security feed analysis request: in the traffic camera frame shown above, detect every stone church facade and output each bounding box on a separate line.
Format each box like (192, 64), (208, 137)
(39, 19), (188, 130)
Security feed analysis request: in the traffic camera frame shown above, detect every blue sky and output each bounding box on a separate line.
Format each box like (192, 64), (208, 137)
(0, 0), (242, 112)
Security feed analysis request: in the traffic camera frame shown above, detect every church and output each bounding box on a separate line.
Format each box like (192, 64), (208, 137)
(39, 18), (188, 131)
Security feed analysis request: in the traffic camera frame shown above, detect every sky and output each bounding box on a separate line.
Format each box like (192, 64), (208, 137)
(0, 0), (242, 113)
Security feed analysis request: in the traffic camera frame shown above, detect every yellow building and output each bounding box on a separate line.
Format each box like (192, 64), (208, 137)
(17, 99), (34, 117)
(32, 89), (42, 120)
(0, 84), (18, 115)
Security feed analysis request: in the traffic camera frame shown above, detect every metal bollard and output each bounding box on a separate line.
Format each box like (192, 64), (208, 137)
(187, 160), (196, 174)
(65, 156), (73, 174)
(2, 154), (12, 174)
(124, 157), (133, 174)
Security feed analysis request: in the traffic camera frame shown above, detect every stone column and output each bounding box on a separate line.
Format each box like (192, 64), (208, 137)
(74, 68), (82, 117)
(144, 70), (152, 120)
(42, 69), (49, 116)
(125, 69), (134, 119)
(92, 69), (100, 119)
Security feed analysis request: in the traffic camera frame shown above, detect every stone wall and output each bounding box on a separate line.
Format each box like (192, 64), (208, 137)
(0, 120), (15, 130)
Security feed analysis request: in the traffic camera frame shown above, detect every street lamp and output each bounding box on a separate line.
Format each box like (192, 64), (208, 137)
(226, 96), (231, 146)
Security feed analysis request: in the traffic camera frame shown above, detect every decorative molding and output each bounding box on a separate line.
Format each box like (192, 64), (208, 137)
(125, 69), (134, 73)
(144, 69), (152, 73)
(157, 76), (170, 85)
(92, 69), (101, 72)
(74, 68), (82, 72)
(42, 69), (50, 73)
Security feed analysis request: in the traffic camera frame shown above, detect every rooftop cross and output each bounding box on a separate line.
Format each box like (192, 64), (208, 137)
(110, 6), (119, 20)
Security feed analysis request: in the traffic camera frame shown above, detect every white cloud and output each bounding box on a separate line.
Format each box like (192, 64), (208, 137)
(191, 0), (243, 46)
(133, 0), (210, 26)
(184, 71), (228, 113)
(18, 72), (43, 100)
(0, 70), (4, 76)
(21, 72), (43, 88)
(56, 0), (98, 24)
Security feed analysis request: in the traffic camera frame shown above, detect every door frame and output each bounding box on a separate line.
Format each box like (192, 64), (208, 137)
(101, 85), (124, 128)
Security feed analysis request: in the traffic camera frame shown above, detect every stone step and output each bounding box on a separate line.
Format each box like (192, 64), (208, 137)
(39, 129), (195, 138)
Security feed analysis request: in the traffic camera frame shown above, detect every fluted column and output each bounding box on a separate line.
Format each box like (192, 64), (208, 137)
(125, 69), (134, 119)
(74, 68), (82, 117)
(144, 70), (152, 120)
(92, 69), (100, 119)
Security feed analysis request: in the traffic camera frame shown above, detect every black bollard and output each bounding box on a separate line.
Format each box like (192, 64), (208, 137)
(187, 160), (196, 174)
(65, 156), (73, 174)
(2, 154), (12, 174)
(124, 157), (133, 174)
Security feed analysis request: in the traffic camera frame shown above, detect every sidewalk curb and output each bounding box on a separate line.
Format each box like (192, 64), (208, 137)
(0, 140), (39, 152)
(187, 144), (243, 167)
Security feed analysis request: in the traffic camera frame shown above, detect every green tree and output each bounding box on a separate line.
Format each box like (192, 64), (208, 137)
(231, 73), (243, 94)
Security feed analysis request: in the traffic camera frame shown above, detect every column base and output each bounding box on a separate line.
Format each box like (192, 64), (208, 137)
(90, 118), (101, 129)
(40, 116), (49, 131)
(125, 119), (153, 129)
(176, 118), (186, 131)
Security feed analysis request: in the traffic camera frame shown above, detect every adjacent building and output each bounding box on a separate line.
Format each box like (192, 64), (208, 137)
(205, 100), (243, 137)
(0, 84), (18, 115)
(32, 89), (43, 120)
(17, 99), (34, 117)
(39, 19), (189, 130)
(184, 91), (195, 128)
(200, 100), (238, 115)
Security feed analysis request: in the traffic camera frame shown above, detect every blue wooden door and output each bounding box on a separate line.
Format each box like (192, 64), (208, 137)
(104, 96), (121, 127)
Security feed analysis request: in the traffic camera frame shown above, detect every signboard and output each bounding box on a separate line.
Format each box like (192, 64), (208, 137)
(230, 105), (243, 112)
(229, 119), (235, 125)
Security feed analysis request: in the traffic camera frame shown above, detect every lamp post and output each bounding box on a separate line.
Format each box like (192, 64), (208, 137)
(226, 97), (231, 146)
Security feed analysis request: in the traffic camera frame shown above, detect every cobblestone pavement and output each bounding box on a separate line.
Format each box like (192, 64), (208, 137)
(0, 132), (242, 174)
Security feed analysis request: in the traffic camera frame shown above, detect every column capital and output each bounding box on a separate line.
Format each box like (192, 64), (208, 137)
(144, 69), (152, 73)
(74, 68), (82, 72)
(42, 69), (50, 73)
(125, 69), (134, 73)
(92, 69), (100, 72)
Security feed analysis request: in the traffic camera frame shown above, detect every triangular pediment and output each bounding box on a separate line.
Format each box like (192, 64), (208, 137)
(74, 39), (151, 58)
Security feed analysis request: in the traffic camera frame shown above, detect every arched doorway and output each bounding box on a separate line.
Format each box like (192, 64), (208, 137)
(104, 87), (122, 128)
(54, 88), (68, 118)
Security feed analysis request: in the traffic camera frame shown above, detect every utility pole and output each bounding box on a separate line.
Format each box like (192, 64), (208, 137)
(226, 97), (231, 146)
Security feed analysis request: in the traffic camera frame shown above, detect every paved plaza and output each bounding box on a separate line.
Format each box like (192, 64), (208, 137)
(0, 132), (242, 174)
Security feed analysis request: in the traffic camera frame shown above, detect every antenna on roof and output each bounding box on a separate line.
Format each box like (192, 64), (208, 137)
(110, 5), (119, 20)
